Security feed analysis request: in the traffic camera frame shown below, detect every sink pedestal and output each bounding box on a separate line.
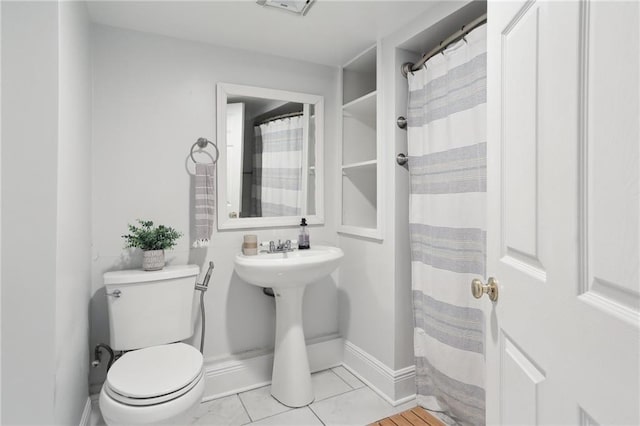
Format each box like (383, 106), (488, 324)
(270, 286), (313, 407)
(233, 246), (344, 408)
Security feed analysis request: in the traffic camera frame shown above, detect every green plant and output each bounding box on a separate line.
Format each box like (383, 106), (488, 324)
(122, 219), (182, 251)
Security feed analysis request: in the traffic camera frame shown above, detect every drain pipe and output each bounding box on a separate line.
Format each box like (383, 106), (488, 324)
(263, 287), (275, 297)
(92, 343), (115, 371)
(195, 261), (215, 353)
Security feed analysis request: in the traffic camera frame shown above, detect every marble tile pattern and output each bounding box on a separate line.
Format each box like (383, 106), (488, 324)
(238, 384), (292, 421)
(331, 366), (366, 390)
(309, 369), (353, 401)
(309, 387), (399, 426)
(249, 407), (323, 425)
(91, 367), (418, 426)
(190, 395), (251, 425)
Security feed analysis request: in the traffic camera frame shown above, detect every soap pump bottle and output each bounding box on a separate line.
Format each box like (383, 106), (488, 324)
(298, 218), (310, 249)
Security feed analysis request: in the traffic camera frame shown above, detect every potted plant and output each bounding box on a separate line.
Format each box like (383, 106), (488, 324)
(122, 219), (183, 271)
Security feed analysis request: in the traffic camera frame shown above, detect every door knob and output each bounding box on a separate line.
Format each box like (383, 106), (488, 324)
(471, 277), (499, 302)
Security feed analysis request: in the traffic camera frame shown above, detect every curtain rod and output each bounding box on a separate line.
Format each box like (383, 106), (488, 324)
(257, 111), (303, 126)
(401, 13), (487, 78)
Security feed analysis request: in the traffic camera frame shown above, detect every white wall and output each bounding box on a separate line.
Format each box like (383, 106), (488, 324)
(55, 2), (92, 424)
(0, 1), (3, 420)
(89, 25), (340, 392)
(1, 2), (59, 423)
(2, 2), (91, 424)
(1, 2), (93, 423)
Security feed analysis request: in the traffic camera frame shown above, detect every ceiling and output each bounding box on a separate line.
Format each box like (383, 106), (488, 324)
(86, 1), (438, 67)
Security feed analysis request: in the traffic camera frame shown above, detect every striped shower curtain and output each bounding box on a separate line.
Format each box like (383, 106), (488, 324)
(251, 116), (304, 217)
(407, 24), (487, 425)
(250, 126), (263, 217)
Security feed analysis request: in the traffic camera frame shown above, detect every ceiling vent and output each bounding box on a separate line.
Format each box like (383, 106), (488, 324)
(256, 0), (316, 16)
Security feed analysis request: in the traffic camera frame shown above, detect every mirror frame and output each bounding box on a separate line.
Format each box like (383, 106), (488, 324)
(216, 82), (324, 230)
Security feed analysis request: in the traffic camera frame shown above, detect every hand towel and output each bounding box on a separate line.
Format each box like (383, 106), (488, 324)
(193, 162), (215, 248)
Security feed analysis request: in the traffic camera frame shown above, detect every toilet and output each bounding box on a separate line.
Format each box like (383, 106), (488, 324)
(99, 265), (205, 425)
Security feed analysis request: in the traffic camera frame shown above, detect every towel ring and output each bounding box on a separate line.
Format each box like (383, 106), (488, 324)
(190, 137), (219, 164)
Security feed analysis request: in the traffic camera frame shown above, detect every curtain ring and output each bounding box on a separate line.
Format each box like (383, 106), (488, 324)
(190, 138), (219, 164)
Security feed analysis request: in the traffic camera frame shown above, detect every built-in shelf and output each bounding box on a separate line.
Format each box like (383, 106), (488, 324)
(341, 166), (376, 229)
(343, 45), (377, 105)
(343, 92), (376, 132)
(342, 115), (376, 164)
(342, 159), (377, 172)
(343, 90), (376, 113)
(339, 43), (381, 240)
(343, 44), (377, 73)
(337, 225), (381, 240)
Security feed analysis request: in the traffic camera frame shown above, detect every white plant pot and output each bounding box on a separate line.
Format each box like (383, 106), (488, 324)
(143, 249), (165, 271)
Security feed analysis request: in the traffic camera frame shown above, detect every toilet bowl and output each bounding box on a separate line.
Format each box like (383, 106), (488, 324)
(99, 343), (204, 425)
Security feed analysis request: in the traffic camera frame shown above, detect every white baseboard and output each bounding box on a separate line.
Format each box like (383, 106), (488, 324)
(87, 336), (416, 408)
(201, 334), (344, 401)
(342, 340), (416, 406)
(79, 397), (92, 426)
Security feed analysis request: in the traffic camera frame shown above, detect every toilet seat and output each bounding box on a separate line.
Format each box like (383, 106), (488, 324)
(105, 369), (204, 406)
(104, 343), (204, 407)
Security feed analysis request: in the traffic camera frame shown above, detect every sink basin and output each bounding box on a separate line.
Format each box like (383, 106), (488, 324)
(234, 245), (343, 408)
(234, 245), (343, 288)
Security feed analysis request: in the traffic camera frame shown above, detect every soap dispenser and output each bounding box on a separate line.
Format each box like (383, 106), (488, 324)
(298, 218), (310, 249)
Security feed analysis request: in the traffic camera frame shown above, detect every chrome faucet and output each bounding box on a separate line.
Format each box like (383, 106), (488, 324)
(267, 239), (294, 253)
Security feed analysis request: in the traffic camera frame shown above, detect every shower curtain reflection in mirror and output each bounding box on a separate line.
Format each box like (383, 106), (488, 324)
(251, 116), (304, 217)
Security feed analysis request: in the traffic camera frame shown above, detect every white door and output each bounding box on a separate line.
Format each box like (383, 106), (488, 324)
(485, 1), (639, 424)
(226, 102), (244, 218)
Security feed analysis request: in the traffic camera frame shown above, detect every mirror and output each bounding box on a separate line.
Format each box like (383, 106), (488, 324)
(216, 83), (324, 229)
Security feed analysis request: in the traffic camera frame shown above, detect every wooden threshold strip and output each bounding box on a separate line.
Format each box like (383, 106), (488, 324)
(369, 406), (445, 426)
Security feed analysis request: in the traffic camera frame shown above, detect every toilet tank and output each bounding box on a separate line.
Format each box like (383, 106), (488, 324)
(104, 265), (200, 351)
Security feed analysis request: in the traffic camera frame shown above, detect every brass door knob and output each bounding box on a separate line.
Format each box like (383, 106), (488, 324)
(471, 277), (499, 302)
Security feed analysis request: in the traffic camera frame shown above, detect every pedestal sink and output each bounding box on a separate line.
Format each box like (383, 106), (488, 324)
(234, 245), (343, 407)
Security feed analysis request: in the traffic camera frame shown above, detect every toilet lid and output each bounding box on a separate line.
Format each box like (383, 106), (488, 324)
(106, 343), (203, 399)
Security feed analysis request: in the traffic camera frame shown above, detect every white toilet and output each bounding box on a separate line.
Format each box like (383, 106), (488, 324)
(99, 265), (205, 425)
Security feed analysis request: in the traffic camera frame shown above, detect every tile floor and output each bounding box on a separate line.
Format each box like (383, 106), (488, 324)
(92, 366), (417, 426)
(190, 366), (416, 426)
